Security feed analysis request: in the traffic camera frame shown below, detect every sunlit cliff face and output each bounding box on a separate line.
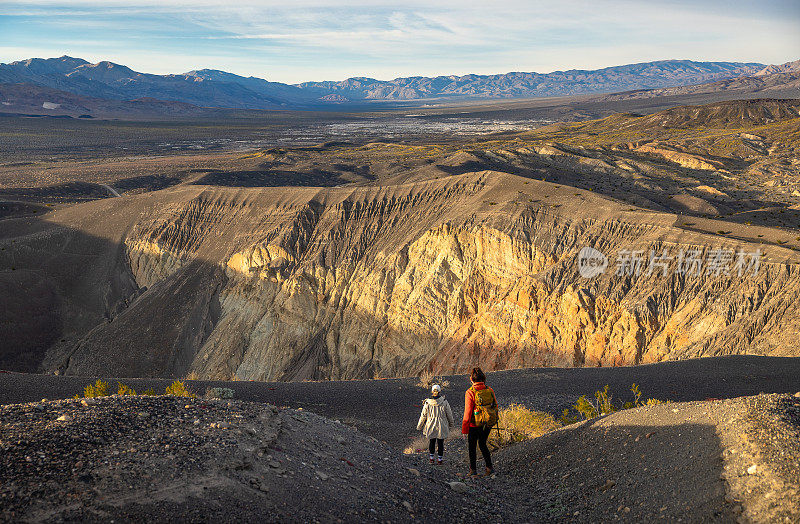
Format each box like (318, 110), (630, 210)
(71, 170), (798, 381)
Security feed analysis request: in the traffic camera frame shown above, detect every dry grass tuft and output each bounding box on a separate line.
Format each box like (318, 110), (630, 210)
(403, 435), (430, 455)
(416, 369), (450, 389)
(403, 431), (461, 455)
(116, 382), (136, 396)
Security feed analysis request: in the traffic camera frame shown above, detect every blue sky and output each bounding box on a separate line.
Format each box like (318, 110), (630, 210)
(0, 0), (798, 83)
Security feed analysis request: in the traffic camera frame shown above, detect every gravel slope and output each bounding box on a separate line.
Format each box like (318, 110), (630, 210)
(1, 393), (798, 522)
(1, 357), (799, 522)
(3, 355), (800, 449)
(0, 396), (500, 523)
(481, 394), (800, 522)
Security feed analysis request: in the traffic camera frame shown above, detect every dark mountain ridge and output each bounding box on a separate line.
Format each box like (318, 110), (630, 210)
(0, 82), (208, 117)
(0, 56), (772, 109)
(0, 56), (313, 109)
(597, 70), (800, 103)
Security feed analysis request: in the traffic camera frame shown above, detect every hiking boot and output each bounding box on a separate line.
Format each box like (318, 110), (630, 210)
(429, 458), (435, 464)
(437, 458), (443, 465)
(484, 467), (495, 477)
(468, 469), (479, 478)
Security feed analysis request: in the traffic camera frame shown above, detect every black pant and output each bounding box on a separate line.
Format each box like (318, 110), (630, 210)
(468, 426), (492, 471)
(428, 438), (443, 456)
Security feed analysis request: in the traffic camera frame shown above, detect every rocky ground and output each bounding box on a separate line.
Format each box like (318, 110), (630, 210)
(0, 395), (499, 523)
(3, 355), (800, 449)
(490, 393), (800, 523)
(1, 390), (798, 522)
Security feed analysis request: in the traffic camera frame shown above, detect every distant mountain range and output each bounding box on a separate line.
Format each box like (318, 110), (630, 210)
(296, 60), (767, 101)
(0, 56), (315, 110)
(597, 60), (800, 102)
(1, 56), (785, 112)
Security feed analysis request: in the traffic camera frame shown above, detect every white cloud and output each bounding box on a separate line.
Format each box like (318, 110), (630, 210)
(1, 0), (798, 82)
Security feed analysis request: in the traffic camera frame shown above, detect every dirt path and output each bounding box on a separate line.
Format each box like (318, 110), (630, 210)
(0, 396), (508, 522)
(2, 358), (799, 522)
(406, 394), (800, 523)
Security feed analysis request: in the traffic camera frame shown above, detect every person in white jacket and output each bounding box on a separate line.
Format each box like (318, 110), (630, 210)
(416, 384), (455, 464)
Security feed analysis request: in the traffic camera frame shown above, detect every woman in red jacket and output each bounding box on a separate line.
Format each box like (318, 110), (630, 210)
(462, 367), (496, 477)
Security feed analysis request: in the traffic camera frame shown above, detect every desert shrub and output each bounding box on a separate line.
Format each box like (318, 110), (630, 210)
(82, 379), (109, 398)
(559, 383), (668, 424)
(140, 388), (157, 396)
(489, 404), (561, 449)
(630, 383), (643, 405)
(205, 387), (234, 400)
(165, 380), (195, 398)
(594, 384), (617, 415)
(573, 395), (601, 420)
(416, 370), (450, 389)
(559, 408), (579, 425)
(117, 382), (136, 396)
(417, 369), (433, 388)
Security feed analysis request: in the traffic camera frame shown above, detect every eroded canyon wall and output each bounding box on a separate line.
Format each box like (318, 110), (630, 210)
(54, 171), (800, 380)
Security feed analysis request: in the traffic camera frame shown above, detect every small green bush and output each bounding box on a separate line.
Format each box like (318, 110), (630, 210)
(205, 387), (235, 400)
(165, 380), (195, 398)
(117, 382), (136, 396)
(83, 379), (109, 398)
(594, 384), (616, 415)
(559, 383), (668, 424)
(559, 408), (578, 425)
(574, 394), (601, 420)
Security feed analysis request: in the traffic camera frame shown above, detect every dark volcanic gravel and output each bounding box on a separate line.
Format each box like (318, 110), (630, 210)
(0, 395), (502, 523)
(1, 358), (799, 522)
(1, 392), (799, 522)
(482, 393), (800, 523)
(2, 355), (800, 450)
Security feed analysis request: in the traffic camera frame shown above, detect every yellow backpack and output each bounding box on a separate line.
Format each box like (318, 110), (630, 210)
(471, 386), (498, 428)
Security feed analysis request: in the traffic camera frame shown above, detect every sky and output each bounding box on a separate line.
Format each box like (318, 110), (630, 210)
(0, 0), (798, 84)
